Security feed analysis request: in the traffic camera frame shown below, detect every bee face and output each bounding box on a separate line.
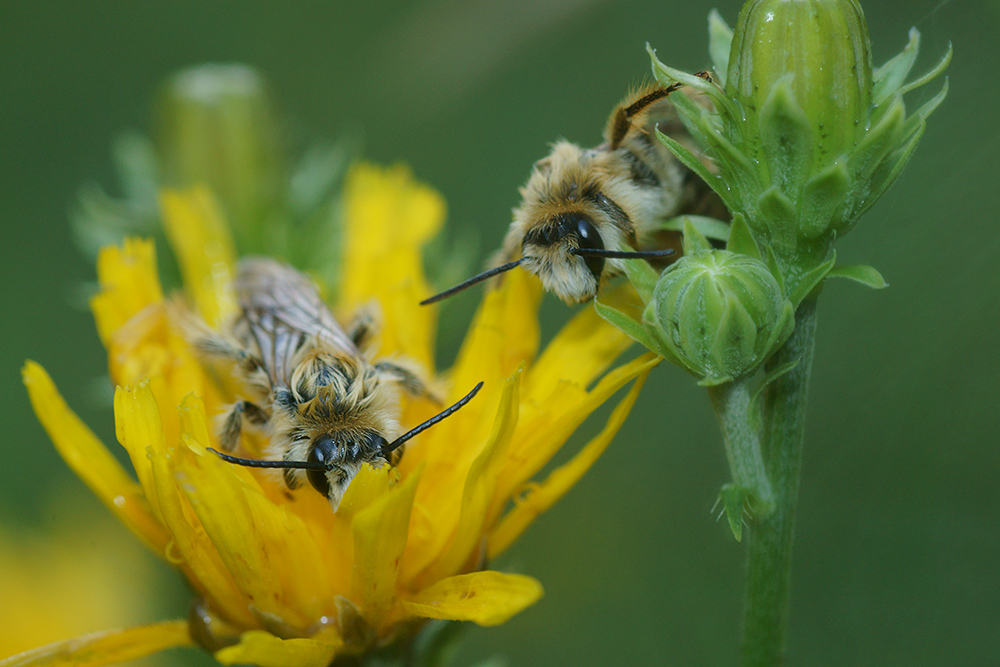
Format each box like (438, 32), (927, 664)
(420, 81), (723, 308)
(305, 431), (389, 507)
(520, 213), (607, 303)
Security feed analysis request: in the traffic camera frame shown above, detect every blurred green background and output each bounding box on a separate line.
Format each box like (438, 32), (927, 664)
(2, 1), (997, 664)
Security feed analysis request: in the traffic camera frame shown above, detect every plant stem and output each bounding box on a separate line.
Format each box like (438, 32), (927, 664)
(708, 378), (774, 515)
(741, 297), (818, 666)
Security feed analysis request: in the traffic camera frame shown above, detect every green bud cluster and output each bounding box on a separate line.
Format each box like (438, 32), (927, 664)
(648, 0), (950, 302)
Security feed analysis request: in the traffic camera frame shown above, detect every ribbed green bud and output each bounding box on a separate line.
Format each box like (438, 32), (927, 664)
(644, 250), (795, 385)
(157, 64), (286, 253)
(727, 0), (872, 179)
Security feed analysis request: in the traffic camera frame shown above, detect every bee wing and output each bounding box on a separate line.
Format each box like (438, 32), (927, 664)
(236, 258), (357, 386)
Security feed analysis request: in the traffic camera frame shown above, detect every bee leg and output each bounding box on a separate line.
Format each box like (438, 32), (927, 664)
(374, 360), (442, 405)
(218, 400), (268, 452)
(346, 307), (378, 351)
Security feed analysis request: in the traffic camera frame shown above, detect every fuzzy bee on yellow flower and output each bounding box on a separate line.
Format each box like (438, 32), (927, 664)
(182, 257), (481, 510)
(422, 75), (724, 306)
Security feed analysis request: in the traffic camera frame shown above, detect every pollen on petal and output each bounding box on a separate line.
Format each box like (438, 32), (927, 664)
(401, 571), (543, 627)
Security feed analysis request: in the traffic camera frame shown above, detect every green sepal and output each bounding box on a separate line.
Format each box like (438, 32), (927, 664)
(756, 187), (798, 247)
(718, 483), (751, 542)
(594, 296), (666, 358)
(850, 95), (907, 190)
(860, 118), (926, 219)
(788, 251), (836, 307)
(682, 218), (713, 254)
(725, 213), (761, 260)
(799, 159), (851, 239)
(654, 127), (739, 212)
(826, 264), (888, 289)
(899, 43), (952, 96)
(658, 215), (731, 244)
(619, 246), (660, 304)
(647, 43), (744, 122)
(704, 293), (757, 386)
(873, 27), (920, 106)
(758, 76), (813, 194)
(707, 9), (734, 85)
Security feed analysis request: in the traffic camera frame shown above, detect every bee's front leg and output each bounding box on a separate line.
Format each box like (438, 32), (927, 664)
(219, 400), (268, 452)
(374, 360), (442, 405)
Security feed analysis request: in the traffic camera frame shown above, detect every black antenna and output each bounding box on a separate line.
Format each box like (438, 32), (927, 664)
(382, 381), (484, 456)
(207, 448), (330, 472)
(572, 247), (676, 260)
(420, 261), (522, 306)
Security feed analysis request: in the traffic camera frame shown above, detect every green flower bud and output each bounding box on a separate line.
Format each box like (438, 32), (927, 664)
(157, 64), (286, 253)
(727, 0), (872, 179)
(644, 250), (794, 385)
(648, 1), (949, 305)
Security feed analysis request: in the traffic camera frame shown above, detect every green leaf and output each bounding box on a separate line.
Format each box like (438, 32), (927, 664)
(826, 264), (888, 289)
(788, 252), (836, 307)
(707, 9), (734, 85)
(617, 248), (660, 304)
(682, 218), (713, 254)
(873, 27), (920, 106)
(851, 95), (906, 183)
(658, 215), (731, 244)
(859, 119), (926, 219)
(718, 484), (751, 542)
(593, 297), (664, 357)
(725, 213), (760, 260)
(899, 42), (952, 96)
(756, 187), (798, 247)
(654, 128), (739, 212)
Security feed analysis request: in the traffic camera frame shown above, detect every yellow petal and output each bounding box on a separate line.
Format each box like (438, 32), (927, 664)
(415, 373), (520, 588)
(340, 163), (444, 370)
(214, 630), (342, 667)
(350, 466), (421, 632)
(112, 381), (164, 522)
(22, 362), (169, 557)
(160, 187), (237, 328)
(177, 420), (330, 632)
(90, 239), (163, 347)
(400, 571), (543, 627)
(489, 357), (655, 558)
(526, 303), (633, 401)
(0, 620), (191, 667)
(148, 393), (259, 628)
(494, 353), (660, 511)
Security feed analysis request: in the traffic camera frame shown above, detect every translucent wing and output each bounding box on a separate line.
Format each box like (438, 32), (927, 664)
(234, 258), (357, 386)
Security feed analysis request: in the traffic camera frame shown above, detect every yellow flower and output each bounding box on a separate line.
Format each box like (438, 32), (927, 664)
(15, 163), (656, 667)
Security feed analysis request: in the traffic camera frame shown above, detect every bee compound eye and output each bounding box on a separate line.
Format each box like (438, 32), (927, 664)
(573, 217), (605, 280)
(306, 437), (335, 498)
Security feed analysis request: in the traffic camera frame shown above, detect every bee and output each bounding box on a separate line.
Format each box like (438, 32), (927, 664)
(185, 257), (482, 510)
(421, 75), (723, 306)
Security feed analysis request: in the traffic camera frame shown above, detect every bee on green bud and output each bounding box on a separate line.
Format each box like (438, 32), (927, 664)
(643, 250), (794, 386)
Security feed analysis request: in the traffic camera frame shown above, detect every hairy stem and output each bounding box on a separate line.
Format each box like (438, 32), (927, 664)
(741, 297), (818, 666)
(708, 378), (774, 515)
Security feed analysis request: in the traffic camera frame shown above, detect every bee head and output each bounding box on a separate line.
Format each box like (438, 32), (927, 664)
(520, 213), (606, 303)
(306, 431), (390, 507)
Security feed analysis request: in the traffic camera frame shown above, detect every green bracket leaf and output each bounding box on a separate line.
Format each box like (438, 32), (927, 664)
(826, 264), (888, 289)
(654, 129), (740, 213)
(658, 215), (731, 244)
(707, 9), (734, 85)
(874, 27), (921, 106)
(725, 213), (761, 260)
(788, 251), (837, 307)
(593, 297), (665, 357)
(718, 483), (752, 542)
(682, 217), (713, 254)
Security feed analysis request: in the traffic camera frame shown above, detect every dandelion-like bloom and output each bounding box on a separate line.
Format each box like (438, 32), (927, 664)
(16, 163), (656, 667)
